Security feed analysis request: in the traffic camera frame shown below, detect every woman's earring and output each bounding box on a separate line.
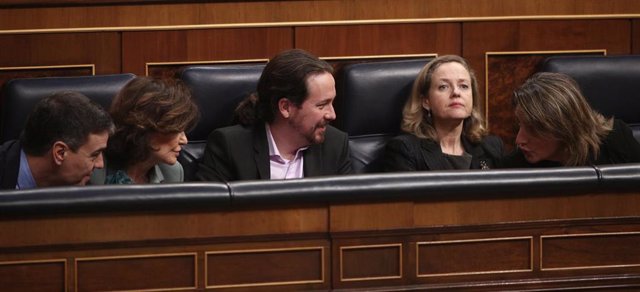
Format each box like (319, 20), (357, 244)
(426, 108), (432, 118)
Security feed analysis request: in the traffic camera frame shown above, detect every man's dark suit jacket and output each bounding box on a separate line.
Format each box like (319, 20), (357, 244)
(196, 124), (353, 182)
(0, 140), (22, 189)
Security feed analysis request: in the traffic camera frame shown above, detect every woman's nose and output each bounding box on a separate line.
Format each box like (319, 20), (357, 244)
(178, 132), (188, 145)
(452, 85), (461, 96)
(515, 128), (527, 145)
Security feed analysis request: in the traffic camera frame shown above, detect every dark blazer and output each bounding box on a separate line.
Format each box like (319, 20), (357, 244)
(196, 124), (353, 182)
(0, 140), (22, 189)
(500, 119), (640, 168)
(383, 134), (504, 171)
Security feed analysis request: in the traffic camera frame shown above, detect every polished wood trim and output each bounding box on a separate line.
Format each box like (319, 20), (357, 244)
(416, 236), (533, 277)
(145, 59), (268, 76)
(483, 49), (607, 126)
(0, 64), (96, 75)
(205, 246), (325, 289)
(339, 243), (403, 282)
(540, 231), (640, 271)
(0, 0), (262, 8)
(321, 53), (437, 61)
(2, 15), (640, 35)
(74, 252), (197, 292)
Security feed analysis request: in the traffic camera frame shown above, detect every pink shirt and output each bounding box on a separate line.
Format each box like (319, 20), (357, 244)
(265, 124), (308, 180)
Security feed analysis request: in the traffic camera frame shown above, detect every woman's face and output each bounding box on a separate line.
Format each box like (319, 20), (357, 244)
(148, 131), (188, 165)
(423, 62), (473, 126)
(515, 110), (565, 164)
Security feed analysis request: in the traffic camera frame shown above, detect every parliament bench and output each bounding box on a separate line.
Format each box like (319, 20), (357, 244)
(1, 164), (640, 290)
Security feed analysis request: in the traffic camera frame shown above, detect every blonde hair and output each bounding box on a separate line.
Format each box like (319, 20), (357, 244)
(513, 72), (613, 166)
(401, 55), (487, 142)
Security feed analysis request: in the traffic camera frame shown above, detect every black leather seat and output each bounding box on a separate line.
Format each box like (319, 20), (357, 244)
(179, 64), (265, 181)
(0, 74), (136, 143)
(335, 58), (432, 173)
(541, 55), (640, 142)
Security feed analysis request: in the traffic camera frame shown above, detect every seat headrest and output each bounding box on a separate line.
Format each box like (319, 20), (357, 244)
(336, 58), (432, 136)
(541, 55), (640, 125)
(180, 64), (265, 142)
(0, 73), (136, 143)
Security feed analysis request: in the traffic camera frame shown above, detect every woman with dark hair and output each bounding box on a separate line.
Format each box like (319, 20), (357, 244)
(500, 72), (640, 167)
(91, 77), (199, 184)
(383, 55), (503, 171)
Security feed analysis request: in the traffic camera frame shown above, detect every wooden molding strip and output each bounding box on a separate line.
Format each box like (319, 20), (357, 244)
(1, 14), (640, 35)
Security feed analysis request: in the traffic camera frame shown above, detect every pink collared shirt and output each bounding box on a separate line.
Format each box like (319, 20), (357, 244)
(266, 124), (308, 180)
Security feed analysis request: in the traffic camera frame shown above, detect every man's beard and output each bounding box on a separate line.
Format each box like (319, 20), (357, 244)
(290, 119), (327, 145)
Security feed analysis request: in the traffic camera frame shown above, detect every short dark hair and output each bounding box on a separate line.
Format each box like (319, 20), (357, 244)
(20, 91), (113, 156)
(106, 77), (199, 167)
(235, 49), (333, 125)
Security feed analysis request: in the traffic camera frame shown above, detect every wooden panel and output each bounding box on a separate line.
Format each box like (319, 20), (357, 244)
(296, 23), (461, 57)
(417, 237), (532, 276)
(0, 65), (93, 80)
(486, 51), (605, 150)
(0, 32), (120, 90)
(3, 0), (640, 30)
(542, 232), (640, 270)
(463, 19), (631, 126)
(206, 247), (324, 288)
(634, 20), (640, 54)
(0, 33), (120, 73)
(340, 244), (402, 281)
(0, 207), (327, 248)
(0, 260), (65, 292)
(76, 253), (195, 291)
(122, 28), (292, 76)
(330, 202), (413, 232)
(413, 192), (640, 227)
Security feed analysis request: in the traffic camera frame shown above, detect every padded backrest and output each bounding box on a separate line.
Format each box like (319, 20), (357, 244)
(541, 55), (640, 141)
(336, 58), (432, 173)
(179, 64), (265, 180)
(0, 74), (136, 143)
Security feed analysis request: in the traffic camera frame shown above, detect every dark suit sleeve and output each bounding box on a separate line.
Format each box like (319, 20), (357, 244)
(337, 131), (354, 175)
(484, 135), (505, 161)
(605, 119), (640, 163)
(196, 129), (235, 182)
(383, 136), (418, 172)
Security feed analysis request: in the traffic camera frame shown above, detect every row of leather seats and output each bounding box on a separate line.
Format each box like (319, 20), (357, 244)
(0, 163), (638, 216)
(2, 55), (639, 181)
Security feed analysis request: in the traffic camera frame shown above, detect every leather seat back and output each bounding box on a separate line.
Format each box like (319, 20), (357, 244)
(335, 58), (432, 173)
(179, 64), (265, 180)
(0, 74), (136, 143)
(541, 55), (640, 142)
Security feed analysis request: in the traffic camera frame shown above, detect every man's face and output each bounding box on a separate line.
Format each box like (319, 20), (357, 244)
(59, 131), (109, 185)
(288, 72), (337, 146)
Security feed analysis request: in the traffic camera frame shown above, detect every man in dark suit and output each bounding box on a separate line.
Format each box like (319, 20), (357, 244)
(0, 91), (113, 189)
(197, 49), (353, 182)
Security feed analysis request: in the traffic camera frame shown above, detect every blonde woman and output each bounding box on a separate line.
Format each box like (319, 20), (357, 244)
(501, 72), (640, 167)
(383, 55), (503, 171)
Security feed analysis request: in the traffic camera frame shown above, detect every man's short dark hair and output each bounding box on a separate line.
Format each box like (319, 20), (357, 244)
(20, 91), (114, 156)
(235, 49), (333, 125)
